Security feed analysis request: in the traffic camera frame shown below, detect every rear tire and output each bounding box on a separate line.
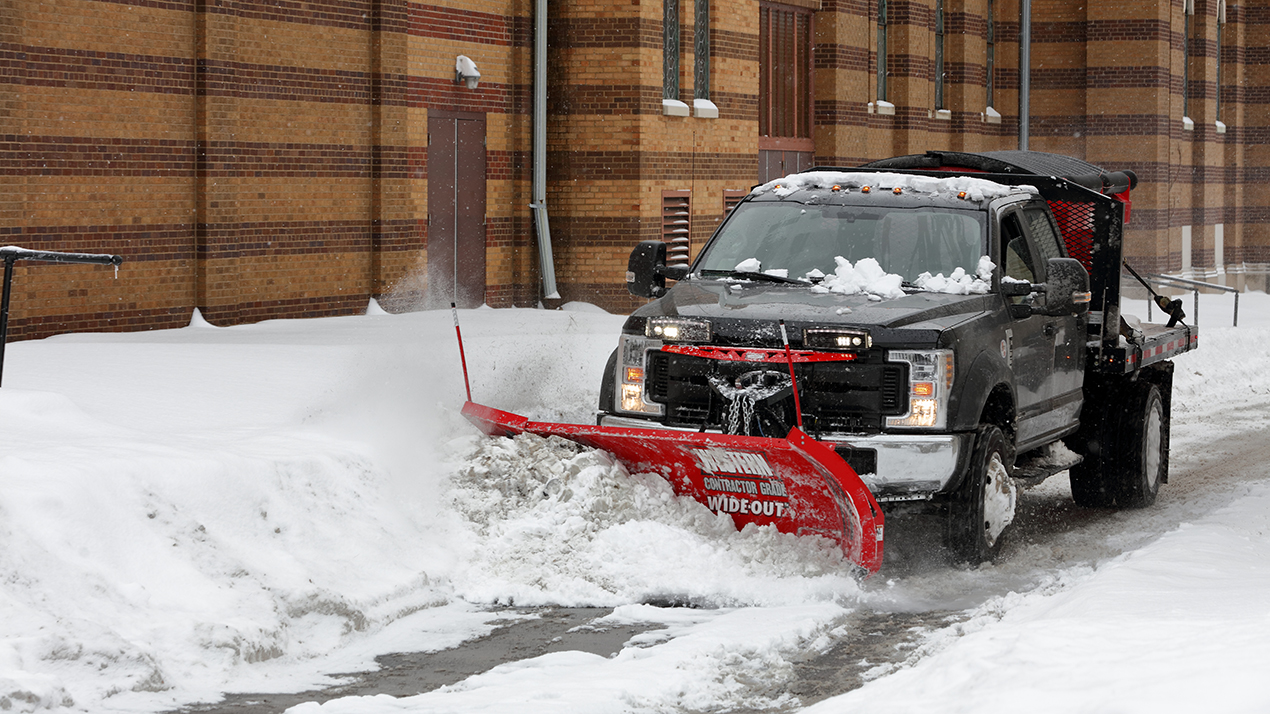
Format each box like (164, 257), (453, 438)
(1066, 380), (1166, 508)
(945, 424), (1017, 565)
(1115, 382), (1166, 508)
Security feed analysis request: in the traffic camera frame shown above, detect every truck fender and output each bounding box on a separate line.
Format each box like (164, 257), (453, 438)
(597, 346), (619, 419)
(951, 350), (1014, 433)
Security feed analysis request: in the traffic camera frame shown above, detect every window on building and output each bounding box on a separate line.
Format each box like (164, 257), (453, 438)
(664, 0), (680, 100)
(986, 0), (995, 108)
(695, 0), (710, 100)
(877, 0), (889, 102)
(1183, 0), (1194, 119)
(1216, 0), (1226, 123)
(935, 0), (946, 110)
(758, 2), (814, 182)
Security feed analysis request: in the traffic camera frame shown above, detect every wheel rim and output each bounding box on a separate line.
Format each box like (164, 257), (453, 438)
(1144, 399), (1163, 490)
(982, 451), (1016, 547)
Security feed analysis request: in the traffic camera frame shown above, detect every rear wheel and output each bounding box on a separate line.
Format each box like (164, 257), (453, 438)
(1066, 379), (1167, 508)
(1115, 382), (1166, 508)
(945, 424), (1017, 565)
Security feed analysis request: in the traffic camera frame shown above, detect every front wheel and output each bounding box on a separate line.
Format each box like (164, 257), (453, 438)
(944, 424), (1017, 565)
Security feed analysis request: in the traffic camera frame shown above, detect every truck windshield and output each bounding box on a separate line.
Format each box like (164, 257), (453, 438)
(696, 202), (987, 283)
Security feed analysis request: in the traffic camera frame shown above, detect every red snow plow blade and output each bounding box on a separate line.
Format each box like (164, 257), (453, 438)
(462, 401), (884, 576)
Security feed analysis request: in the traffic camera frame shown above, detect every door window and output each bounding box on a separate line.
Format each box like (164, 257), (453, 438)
(1001, 212), (1036, 284)
(1024, 206), (1064, 272)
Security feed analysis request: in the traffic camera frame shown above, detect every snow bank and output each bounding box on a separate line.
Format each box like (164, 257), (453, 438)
(0, 306), (864, 713)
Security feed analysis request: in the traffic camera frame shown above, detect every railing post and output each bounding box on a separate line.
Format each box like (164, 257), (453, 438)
(0, 255), (16, 387)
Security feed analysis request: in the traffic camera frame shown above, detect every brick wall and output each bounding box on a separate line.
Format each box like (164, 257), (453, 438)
(1, 0), (1266, 340)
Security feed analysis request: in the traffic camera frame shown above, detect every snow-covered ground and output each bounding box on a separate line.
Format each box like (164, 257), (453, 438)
(1, 288), (1267, 713)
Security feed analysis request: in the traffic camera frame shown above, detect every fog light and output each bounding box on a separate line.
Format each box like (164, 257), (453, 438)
(621, 384), (646, 412)
(647, 317), (711, 343)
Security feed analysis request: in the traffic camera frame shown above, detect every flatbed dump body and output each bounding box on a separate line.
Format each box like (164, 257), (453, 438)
(1089, 321), (1199, 374)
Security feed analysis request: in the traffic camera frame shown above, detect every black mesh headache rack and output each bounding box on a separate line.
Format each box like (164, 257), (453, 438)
(842, 150), (1197, 375)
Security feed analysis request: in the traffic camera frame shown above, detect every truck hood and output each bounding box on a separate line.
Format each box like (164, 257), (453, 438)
(636, 279), (994, 333)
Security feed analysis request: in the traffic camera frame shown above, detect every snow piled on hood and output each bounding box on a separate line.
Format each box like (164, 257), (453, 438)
(753, 171), (1036, 203)
(809, 257), (905, 299)
(806, 255), (995, 299)
(913, 255), (996, 295)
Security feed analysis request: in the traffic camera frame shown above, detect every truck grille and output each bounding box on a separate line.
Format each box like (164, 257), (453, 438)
(646, 350), (907, 433)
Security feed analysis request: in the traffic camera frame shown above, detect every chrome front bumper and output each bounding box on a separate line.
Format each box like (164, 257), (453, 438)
(820, 433), (970, 497)
(598, 414), (971, 498)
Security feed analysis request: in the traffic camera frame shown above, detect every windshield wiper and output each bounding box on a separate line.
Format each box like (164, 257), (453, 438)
(700, 269), (808, 285)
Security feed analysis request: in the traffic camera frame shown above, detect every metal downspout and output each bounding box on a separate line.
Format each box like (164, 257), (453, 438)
(1019, 0), (1030, 150)
(532, 0), (559, 300)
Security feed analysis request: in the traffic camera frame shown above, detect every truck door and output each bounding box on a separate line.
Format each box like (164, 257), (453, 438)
(1022, 203), (1084, 434)
(1000, 209), (1058, 449)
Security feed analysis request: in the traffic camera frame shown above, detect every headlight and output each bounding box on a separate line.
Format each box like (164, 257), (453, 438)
(615, 334), (664, 416)
(804, 328), (872, 350)
(886, 350), (954, 429)
(646, 317), (711, 343)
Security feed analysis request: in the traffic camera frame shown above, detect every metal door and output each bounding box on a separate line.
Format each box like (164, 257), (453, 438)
(427, 113), (486, 308)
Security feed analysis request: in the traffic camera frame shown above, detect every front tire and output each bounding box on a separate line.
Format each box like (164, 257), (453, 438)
(945, 424), (1017, 565)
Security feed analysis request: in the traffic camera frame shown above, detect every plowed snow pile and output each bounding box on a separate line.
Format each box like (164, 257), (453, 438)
(0, 304), (861, 714)
(445, 432), (857, 607)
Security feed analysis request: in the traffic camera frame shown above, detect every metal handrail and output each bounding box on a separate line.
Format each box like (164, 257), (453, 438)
(1, 246), (124, 386)
(1141, 273), (1239, 327)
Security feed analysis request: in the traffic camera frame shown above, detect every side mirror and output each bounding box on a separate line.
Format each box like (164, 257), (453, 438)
(1000, 258), (1089, 318)
(1039, 257), (1090, 316)
(626, 241), (688, 298)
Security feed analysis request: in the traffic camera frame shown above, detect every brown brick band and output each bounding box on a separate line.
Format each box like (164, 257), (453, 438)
(197, 220), (421, 259)
(0, 43), (194, 95)
(1, 224), (192, 259)
(5, 220), (421, 262)
(5, 306), (195, 340)
(547, 151), (760, 182)
(815, 44), (870, 72)
(548, 17), (661, 50)
(409, 4), (530, 45)
(3, 137), (423, 180)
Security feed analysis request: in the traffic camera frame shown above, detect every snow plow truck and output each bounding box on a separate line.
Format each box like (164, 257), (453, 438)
(464, 150), (1198, 575)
